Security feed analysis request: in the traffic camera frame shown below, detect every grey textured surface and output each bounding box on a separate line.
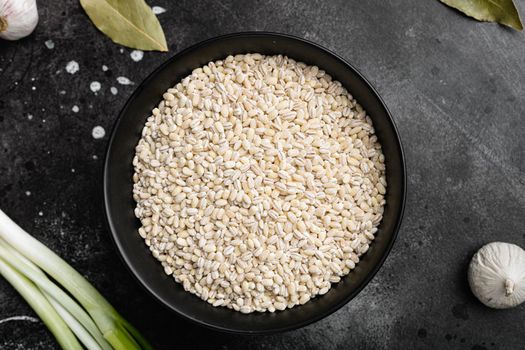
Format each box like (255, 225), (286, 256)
(1, 0), (524, 349)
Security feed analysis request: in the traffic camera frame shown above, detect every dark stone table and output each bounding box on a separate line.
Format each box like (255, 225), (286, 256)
(1, 0), (524, 349)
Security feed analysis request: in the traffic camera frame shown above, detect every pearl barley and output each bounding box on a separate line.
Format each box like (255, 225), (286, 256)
(133, 54), (386, 313)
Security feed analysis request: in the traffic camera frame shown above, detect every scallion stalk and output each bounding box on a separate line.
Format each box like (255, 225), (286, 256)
(0, 257), (83, 350)
(0, 209), (152, 350)
(0, 239), (111, 350)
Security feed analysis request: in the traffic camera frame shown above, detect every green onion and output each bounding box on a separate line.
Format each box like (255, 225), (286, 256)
(0, 258), (83, 349)
(0, 209), (152, 350)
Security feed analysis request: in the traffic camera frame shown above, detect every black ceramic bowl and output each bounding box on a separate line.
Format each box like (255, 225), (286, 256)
(104, 32), (406, 334)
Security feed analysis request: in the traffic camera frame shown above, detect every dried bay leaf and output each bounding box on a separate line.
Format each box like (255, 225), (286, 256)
(440, 0), (523, 30)
(80, 0), (168, 51)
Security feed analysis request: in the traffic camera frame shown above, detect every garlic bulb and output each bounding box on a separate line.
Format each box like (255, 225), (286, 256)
(0, 0), (38, 41)
(468, 242), (525, 309)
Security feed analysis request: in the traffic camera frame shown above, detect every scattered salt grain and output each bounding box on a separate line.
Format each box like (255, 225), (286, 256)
(90, 81), (101, 93)
(117, 76), (134, 85)
(44, 40), (54, 49)
(65, 61), (79, 74)
(152, 6), (166, 15)
(92, 126), (106, 139)
(130, 50), (144, 62)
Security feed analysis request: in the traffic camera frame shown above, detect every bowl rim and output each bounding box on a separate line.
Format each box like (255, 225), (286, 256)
(103, 31), (406, 334)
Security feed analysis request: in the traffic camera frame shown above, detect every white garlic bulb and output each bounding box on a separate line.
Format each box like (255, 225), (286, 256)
(0, 0), (38, 41)
(468, 242), (525, 309)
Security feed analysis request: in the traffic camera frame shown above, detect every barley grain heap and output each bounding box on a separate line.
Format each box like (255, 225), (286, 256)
(132, 54), (386, 313)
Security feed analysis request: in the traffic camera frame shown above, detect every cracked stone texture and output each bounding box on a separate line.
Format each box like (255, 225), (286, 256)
(1, 0), (524, 349)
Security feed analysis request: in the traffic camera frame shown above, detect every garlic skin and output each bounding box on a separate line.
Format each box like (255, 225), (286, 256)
(468, 242), (525, 309)
(0, 0), (38, 41)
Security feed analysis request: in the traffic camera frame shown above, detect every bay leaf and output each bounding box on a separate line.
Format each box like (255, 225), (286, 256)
(79, 0), (168, 51)
(440, 0), (523, 30)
